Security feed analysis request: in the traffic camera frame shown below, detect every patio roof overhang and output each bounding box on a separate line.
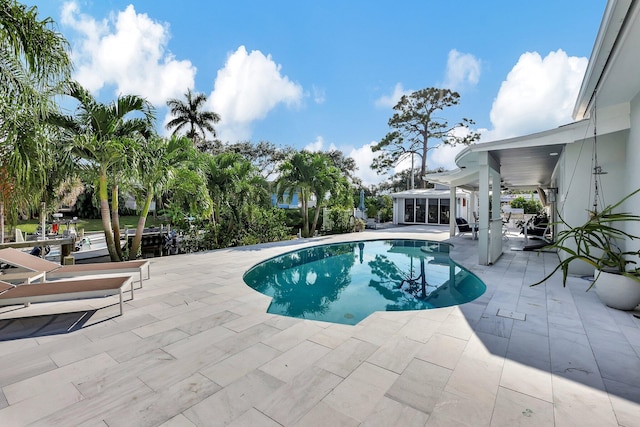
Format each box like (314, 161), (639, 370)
(574, 0), (639, 120)
(390, 188), (469, 198)
(424, 120), (592, 191)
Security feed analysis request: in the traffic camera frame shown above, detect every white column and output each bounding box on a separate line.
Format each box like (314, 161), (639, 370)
(490, 168), (503, 264)
(450, 186), (456, 237)
(478, 157), (490, 265)
(477, 152), (503, 265)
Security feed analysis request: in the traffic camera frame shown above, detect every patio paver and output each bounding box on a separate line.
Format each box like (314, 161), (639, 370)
(0, 225), (639, 426)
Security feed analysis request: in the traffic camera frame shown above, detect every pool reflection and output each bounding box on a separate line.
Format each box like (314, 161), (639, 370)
(243, 239), (485, 325)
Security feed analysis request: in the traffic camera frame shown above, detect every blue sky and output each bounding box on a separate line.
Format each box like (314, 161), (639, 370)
(32, 1), (606, 185)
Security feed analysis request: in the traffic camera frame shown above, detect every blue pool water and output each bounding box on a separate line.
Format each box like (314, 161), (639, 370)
(243, 239), (486, 325)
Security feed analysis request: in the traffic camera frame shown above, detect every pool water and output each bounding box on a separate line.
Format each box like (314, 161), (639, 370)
(243, 239), (486, 325)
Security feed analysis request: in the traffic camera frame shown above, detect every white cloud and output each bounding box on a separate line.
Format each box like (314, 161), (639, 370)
(349, 142), (390, 187)
(393, 154), (414, 176)
(61, 2), (196, 105)
(484, 49), (587, 141)
(443, 49), (481, 90)
(375, 82), (411, 108)
(312, 85), (326, 104)
(429, 143), (466, 170)
(209, 46), (303, 143)
(304, 136), (337, 152)
(428, 126), (474, 170)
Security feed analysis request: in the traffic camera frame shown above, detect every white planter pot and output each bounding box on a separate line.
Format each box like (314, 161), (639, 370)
(595, 270), (640, 310)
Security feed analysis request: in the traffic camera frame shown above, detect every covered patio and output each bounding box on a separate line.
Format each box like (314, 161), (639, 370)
(424, 113), (628, 267)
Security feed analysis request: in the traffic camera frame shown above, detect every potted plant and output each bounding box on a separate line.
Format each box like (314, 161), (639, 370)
(532, 188), (640, 310)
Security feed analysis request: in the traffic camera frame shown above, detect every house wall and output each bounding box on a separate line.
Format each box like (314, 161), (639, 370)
(392, 195), (469, 225)
(624, 93), (640, 253)
(556, 132), (627, 275)
(271, 192), (300, 209)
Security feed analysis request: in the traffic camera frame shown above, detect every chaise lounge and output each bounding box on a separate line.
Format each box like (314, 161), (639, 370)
(0, 275), (135, 315)
(0, 248), (150, 286)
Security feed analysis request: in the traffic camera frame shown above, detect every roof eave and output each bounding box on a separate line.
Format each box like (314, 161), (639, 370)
(573, 0), (633, 120)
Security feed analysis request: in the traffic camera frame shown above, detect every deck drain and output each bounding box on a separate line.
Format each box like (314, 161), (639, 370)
(496, 309), (526, 321)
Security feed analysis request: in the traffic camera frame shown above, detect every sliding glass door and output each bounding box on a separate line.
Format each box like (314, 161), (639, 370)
(404, 199), (415, 222)
(401, 197), (455, 224)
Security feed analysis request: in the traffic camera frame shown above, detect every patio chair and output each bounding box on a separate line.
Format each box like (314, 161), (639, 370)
(518, 213), (552, 244)
(0, 275), (134, 316)
(0, 248), (150, 287)
(455, 217), (478, 238)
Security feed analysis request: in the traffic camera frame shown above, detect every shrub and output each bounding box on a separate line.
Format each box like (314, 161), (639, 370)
(510, 196), (543, 214)
(327, 208), (353, 234)
(364, 195), (393, 222)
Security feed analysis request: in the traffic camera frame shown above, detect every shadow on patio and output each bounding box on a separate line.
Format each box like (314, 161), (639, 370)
(447, 229), (640, 423)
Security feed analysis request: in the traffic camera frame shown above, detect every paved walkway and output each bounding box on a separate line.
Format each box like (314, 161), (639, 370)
(0, 226), (638, 426)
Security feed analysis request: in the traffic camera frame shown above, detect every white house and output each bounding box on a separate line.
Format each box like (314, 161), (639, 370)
(391, 183), (473, 226)
(426, 0), (640, 270)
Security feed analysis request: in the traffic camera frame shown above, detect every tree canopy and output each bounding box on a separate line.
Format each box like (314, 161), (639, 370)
(0, 0), (72, 239)
(276, 151), (350, 237)
(371, 87), (480, 188)
(1, 2), (370, 253)
(166, 88), (220, 151)
(49, 81), (156, 260)
(209, 140), (294, 181)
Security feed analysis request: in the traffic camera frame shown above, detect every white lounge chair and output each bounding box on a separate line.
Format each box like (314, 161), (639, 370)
(0, 270), (46, 284)
(0, 248), (150, 287)
(0, 281), (13, 294)
(0, 275), (134, 315)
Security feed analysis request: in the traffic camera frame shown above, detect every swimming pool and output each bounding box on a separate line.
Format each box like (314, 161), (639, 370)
(243, 239), (486, 325)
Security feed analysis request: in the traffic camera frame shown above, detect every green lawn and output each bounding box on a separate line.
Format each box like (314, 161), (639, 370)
(16, 215), (166, 234)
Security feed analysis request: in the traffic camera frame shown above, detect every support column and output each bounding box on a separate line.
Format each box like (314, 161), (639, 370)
(450, 186), (456, 237)
(470, 191), (477, 221)
(392, 197), (398, 224)
(489, 168), (503, 264)
(477, 152), (502, 265)
(478, 159), (490, 265)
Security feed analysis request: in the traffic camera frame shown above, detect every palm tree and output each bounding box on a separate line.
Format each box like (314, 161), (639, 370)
(166, 89), (220, 149)
(49, 81), (155, 261)
(276, 151), (348, 238)
(309, 161), (349, 235)
(128, 135), (194, 257)
(0, 0), (70, 118)
(205, 152), (270, 235)
(0, 0), (71, 240)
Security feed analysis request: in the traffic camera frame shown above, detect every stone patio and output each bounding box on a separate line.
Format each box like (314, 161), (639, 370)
(0, 225), (638, 426)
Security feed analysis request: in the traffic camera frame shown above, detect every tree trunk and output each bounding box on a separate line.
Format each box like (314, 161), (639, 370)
(310, 201), (322, 237)
(98, 172), (118, 261)
(111, 184), (124, 261)
(0, 201), (4, 244)
(420, 129), (429, 189)
(40, 201), (46, 239)
(129, 190), (153, 258)
(301, 197), (310, 237)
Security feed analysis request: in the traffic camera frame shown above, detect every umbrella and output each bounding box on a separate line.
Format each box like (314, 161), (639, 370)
(359, 189), (365, 211)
